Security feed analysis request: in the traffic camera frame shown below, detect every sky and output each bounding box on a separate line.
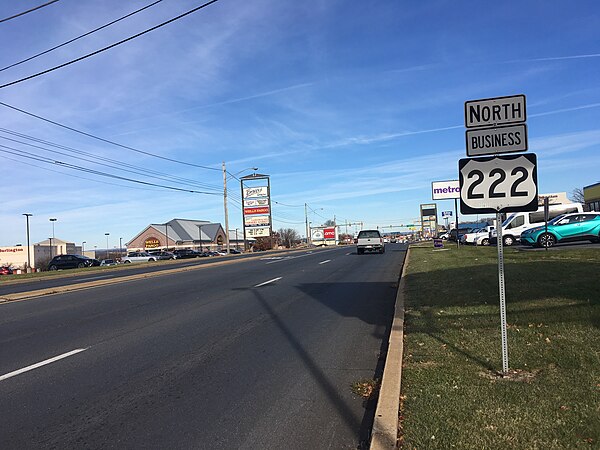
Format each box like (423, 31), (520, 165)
(1, 0), (599, 249)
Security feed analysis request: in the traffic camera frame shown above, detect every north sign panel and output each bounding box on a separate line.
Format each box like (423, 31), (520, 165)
(459, 153), (538, 214)
(464, 94), (526, 128)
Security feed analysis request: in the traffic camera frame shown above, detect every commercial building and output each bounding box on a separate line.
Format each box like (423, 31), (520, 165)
(0, 238), (81, 270)
(584, 182), (600, 212)
(127, 218), (233, 251)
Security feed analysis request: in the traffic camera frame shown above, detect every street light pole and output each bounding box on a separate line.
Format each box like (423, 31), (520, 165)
(119, 237), (123, 256)
(49, 218), (57, 257)
(197, 224), (203, 252)
(105, 233), (110, 259)
(23, 213), (32, 271)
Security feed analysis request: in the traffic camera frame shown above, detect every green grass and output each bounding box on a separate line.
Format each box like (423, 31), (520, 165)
(401, 244), (600, 449)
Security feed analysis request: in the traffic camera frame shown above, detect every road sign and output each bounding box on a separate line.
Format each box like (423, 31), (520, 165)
(459, 153), (538, 214)
(465, 94), (526, 128)
(465, 123), (527, 156)
(432, 180), (460, 199)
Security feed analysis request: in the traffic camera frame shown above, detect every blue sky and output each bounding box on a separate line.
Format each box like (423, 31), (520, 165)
(1, 0), (599, 248)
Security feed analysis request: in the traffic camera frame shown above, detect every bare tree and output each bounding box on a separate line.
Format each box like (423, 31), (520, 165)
(323, 219), (336, 227)
(277, 228), (299, 248)
(569, 187), (585, 204)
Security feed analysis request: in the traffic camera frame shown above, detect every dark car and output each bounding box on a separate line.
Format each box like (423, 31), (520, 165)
(228, 249), (242, 254)
(0, 266), (13, 275)
(172, 249), (203, 259)
(148, 250), (176, 260)
(449, 228), (472, 242)
(47, 255), (100, 271)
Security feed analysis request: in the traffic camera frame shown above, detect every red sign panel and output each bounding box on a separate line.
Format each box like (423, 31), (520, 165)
(324, 227), (336, 239)
(244, 207), (270, 215)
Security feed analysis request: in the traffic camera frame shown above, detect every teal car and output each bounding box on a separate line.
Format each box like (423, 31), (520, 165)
(520, 212), (600, 247)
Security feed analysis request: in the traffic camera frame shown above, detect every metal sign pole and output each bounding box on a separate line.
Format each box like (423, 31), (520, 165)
(454, 198), (459, 248)
(496, 211), (509, 374)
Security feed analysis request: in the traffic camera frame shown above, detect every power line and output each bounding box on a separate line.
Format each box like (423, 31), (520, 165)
(0, 127), (224, 192)
(0, 153), (160, 191)
(0, 0), (220, 89)
(0, 0), (163, 73)
(0, 101), (220, 171)
(0, 1), (60, 24)
(0, 144), (221, 195)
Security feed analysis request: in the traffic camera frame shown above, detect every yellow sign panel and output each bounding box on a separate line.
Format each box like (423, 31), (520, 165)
(145, 237), (160, 248)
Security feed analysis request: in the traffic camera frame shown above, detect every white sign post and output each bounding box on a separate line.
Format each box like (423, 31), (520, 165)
(462, 94), (532, 375)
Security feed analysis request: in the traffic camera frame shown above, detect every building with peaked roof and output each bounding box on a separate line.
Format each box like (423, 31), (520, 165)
(126, 219), (228, 251)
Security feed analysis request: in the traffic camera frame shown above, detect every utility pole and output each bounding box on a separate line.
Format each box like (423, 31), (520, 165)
(305, 203), (310, 246)
(223, 162), (230, 253)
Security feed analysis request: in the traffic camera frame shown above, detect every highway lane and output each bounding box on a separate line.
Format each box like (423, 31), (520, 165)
(0, 248), (305, 297)
(0, 244), (407, 449)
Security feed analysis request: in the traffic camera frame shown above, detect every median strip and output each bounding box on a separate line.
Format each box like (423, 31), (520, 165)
(0, 348), (88, 382)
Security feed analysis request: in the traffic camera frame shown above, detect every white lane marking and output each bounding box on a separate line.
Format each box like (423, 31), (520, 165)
(254, 277), (282, 288)
(345, 252), (352, 256)
(0, 348), (88, 382)
(319, 260), (331, 265)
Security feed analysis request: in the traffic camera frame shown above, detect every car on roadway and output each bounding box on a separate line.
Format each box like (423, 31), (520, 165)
(47, 255), (101, 271)
(520, 212), (600, 247)
(356, 229), (385, 254)
(121, 251), (157, 264)
(172, 249), (204, 259)
(148, 250), (176, 260)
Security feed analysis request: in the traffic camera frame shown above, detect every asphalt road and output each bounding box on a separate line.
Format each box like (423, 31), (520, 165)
(0, 244), (407, 449)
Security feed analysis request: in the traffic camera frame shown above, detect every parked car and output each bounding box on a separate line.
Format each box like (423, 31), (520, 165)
(100, 259), (118, 266)
(449, 227), (472, 242)
(438, 232), (450, 240)
(216, 250), (228, 256)
(228, 249), (242, 254)
(461, 226), (495, 246)
(47, 255), (100, 270)
(356, 229), (385, 254)
(172, 249), (203, 259)
(121, 251), (157, 263)
(490, 202), (583, 246)
(148, 250), (176, 260)
(0, 266), (13, 275)
(520, 212), (600, 247)
(205, 251), (221, 257)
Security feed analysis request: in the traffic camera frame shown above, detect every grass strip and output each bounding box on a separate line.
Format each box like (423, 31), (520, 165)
(400, 244), (600, 449)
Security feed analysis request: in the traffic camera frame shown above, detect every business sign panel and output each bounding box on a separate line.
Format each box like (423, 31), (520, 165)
(144, 237), (160, 248)
(459, 153), (538, 214)
(244, 215), (270, 226)
(464, 94), (526, 128)
(243, 198), (269, 207)
(244, 206), (270, 216)
(432, 180), (460, 200)
(243, 186), (268, 199)
(245, 226), (270, 238)
(465, 124), (527, 156)
(441, 210), (453, 218)
(324, 227), (336, 239)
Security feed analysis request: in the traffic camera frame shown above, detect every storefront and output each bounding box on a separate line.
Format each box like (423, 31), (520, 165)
(126, 219), (227, 251)
(584, 182), (600, 212)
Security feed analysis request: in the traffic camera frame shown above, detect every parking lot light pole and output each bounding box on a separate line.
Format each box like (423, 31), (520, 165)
(82, 241), (86, 254)
(23, 213), (32, 271)
(105, 233), (110, 259)
(119, 237), (123, 256)
(49, 218), (57, 257)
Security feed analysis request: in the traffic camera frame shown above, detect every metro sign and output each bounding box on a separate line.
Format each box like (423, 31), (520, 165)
(464, 94), (528, 157)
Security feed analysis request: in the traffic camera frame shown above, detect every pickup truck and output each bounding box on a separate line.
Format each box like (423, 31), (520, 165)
(121, 251), (157, 263)
(356, 229), (385, 254)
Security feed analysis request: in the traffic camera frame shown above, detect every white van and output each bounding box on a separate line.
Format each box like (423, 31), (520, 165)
(490, 203), (583, 246)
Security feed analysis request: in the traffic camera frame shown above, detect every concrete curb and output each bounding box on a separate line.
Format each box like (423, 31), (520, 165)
(370, 247), (410, 449)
